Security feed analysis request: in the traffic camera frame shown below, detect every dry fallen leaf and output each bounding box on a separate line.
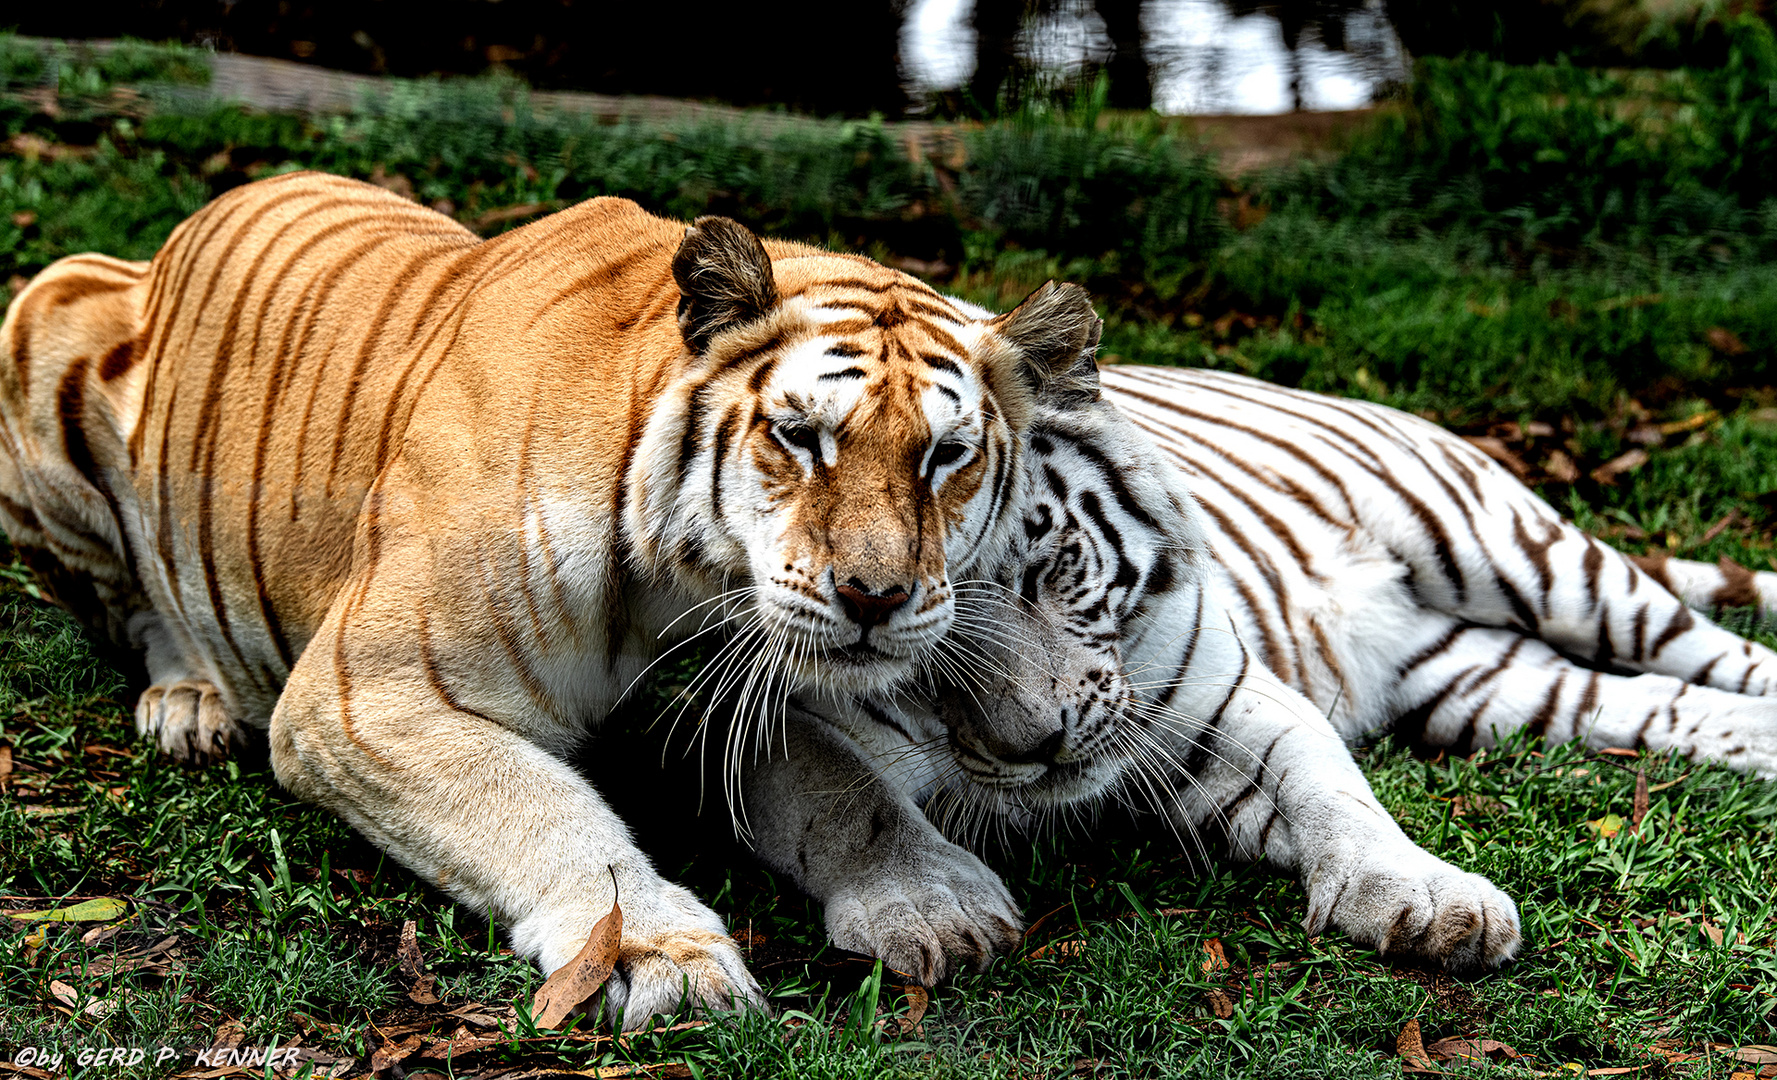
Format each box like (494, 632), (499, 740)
(1720, 1045), (1777, 1064)
(1703, 921), (1726, 947)
(370, 1032), (423, 1074)
(0, 744), (12, 788)
(891, 985), (929, 1037)
(1462, 435), (1532, 479)
(399, 918), (440, 1005)
(1397, 1018), (1437, 1072)
(48, 980), (79, 1009)
(1545, 449), (1580, 483)
(1591, 448), (1649, 485)
(1205, 989), (1234, 1019)
(1427, 1037), (1520, 1062)
(533, 886), (624, 1029)
(1201, 938), (1230, 973)
(1631, 767), (1649, 834)
(1706, 327), (1749, 356)
(1025, 939), (1084, 961)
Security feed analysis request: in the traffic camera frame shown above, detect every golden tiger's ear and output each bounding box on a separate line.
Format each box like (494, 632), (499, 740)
(672, 216), (780, 354)
(994, 281), (1103, 406)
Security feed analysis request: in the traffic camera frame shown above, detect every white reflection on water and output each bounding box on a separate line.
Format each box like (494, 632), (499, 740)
(900, 0), (1409, 115)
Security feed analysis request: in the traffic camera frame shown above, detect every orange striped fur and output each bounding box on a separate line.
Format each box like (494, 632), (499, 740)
(0, 170), (1104, 1023)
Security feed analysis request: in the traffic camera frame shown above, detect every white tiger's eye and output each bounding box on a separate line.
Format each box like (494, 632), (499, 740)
(929, 439), (970, 472)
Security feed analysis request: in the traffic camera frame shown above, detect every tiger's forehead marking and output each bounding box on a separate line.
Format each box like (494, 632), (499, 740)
(763, 258), (993, 434)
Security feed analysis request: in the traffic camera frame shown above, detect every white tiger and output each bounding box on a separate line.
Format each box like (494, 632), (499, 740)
(736, 362), (1777, 984)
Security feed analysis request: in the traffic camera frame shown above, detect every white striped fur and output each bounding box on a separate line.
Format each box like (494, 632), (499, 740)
(742, 365), (1777, 981)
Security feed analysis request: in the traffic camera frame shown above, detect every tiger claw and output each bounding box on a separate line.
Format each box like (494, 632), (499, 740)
(135, 679), (244, 765)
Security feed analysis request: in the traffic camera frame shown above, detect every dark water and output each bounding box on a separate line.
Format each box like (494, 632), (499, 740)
(903, 0), (1410, 114)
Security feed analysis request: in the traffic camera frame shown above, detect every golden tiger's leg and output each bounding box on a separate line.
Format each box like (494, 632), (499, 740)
(267, 476), (764, 1029)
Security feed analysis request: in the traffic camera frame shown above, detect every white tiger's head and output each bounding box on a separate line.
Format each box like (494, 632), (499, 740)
(628, 217), (1104, 695)
(929, 389), (1202, 812)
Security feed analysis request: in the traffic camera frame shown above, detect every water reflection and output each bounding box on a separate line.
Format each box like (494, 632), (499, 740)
(902, 0), (1410, 115)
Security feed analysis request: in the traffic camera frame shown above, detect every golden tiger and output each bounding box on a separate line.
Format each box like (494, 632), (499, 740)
(0, 170), (1102, 1026)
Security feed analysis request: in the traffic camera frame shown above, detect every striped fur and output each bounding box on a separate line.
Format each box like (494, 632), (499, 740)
(749, 366), (1777, 980)
(0, 171), (1105, 1024)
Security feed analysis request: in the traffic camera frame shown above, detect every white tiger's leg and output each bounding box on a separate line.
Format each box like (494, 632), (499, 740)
(1450, 519), (1777, 697)
(1633, 552), (1777, 626)
(1392, 617), (1777, 776)
(739, 697), (1022, 985)
(1143, 626), (1520, 970)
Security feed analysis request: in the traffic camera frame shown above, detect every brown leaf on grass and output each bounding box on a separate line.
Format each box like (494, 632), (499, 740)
(1703, 921), (1726, 947)
(366, 165), (415, 201)
(420, 1027), (502, 1061)
(1591, 448), (1649, 485)
(1631, 767), (1649, 834)
(47, 980), (79, 1009)
(1426, 1037), (1520, 1062)
(889, 985), (929, 1037)
(399, 919), (440, 1005)
(472, 202), (562, 233)
(211, 1019), (246, 1050)
(533, 887), (623, 1029)
(398, 919), (425, 978)
(1701, 511), (1743, 544)
(1545, 449), (1581, 483)
(1719, 1045), (1777, 1064)
(1205, 989), (1234, 1019)
(1201, 938), (1230, 973)
(1397, 1018), (1437, 1072)
(0, 744), (12, 788)
(370, 1032), (423, 1075)
(1026, 939), (1084, 961)
(1462, 436), (1532, 479)
(1706, 327), (1749, 355)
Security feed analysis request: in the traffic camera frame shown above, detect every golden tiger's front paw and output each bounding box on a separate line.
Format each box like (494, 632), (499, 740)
(603, 927), (767, 1030)
(135, 680), (244, 765)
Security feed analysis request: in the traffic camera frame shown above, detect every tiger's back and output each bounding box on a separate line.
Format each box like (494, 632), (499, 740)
(0, 171), (707, 723)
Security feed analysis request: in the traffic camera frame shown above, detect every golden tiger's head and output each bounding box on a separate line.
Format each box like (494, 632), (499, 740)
(628, 217), (1101, 695)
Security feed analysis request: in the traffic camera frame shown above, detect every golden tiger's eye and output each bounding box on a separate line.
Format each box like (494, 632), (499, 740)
(775, 421), (821, 455)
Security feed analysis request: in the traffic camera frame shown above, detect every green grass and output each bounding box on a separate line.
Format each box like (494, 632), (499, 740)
(3, 27), (1777, 1080)
(4, 565), (1776, 1077)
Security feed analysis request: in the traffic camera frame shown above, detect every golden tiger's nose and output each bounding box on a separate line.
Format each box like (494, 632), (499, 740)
(836, 579), (911, 628)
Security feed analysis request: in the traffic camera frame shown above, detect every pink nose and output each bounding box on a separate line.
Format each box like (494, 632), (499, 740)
(836, 580), (911, 629)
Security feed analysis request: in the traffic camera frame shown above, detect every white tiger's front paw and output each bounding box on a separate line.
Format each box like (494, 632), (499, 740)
(825, 841), (1023, 985)
(1306, 848), (1521, 971)
(135, 680), (244, 765)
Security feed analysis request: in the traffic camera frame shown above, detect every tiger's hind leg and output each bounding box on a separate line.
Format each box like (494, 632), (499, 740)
(1634, 552), (1777, 629)
(1392, 616), (1777, 776)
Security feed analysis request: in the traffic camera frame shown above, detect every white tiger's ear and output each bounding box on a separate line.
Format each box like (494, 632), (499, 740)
(672, 216), (780, 354)
(994, 281), (1103, 406)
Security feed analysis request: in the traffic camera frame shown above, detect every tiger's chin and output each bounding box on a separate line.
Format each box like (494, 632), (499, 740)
(1000, 755), (1128, 809)
(793, 640), (920, 696)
